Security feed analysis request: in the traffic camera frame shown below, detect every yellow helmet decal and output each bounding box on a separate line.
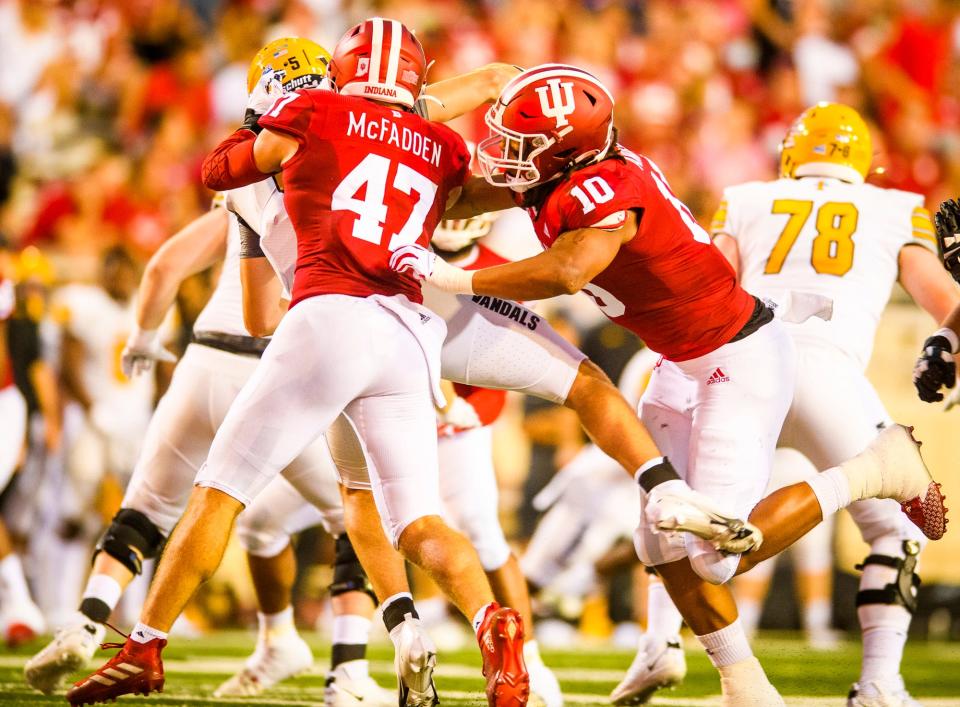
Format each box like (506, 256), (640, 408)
(779, 102), (872, 183)
(247, 37), (331, 94)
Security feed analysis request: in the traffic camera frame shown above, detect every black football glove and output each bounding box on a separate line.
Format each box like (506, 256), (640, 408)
(241, 108), (263, 134)
(913, 334), (956, 403)
(934, 198), (960, 284)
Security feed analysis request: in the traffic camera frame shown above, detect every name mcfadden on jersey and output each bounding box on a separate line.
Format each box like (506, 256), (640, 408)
(346, 111), (443, 168)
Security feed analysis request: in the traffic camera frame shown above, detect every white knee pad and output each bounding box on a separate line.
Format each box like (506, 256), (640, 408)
(462, 516), (511, 572)
(236, 515), (292, 559)
(687, 539), (740, 585)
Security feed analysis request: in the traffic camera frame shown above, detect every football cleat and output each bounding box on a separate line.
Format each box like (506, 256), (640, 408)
(4, 598), (47, 647)
(25, 615), (105, 694)
(846, 424), (948, 539)
(719, 678), (786, 707)
(477, 603), (530, 707)
(213, 632), (313, 697)
(524, 643), (562, 707)
(389, 613), (439, 706)
(610, 634), (686, 705)
(848, 677), (922, 707)
(66, 636), (165, 706)
(644, 481), (762, 555)
(324, 660), (396, 706)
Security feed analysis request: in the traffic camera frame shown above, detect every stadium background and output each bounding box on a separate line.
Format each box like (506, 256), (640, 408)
(2, 0), (960, 703)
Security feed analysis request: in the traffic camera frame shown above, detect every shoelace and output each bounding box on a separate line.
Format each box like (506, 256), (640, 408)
(99, 621), (130, 651)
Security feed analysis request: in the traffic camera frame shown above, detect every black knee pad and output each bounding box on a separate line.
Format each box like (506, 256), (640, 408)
(94, 508), (165, 575)
(855, 540), (921, 614)
(330, 534), (377, 604)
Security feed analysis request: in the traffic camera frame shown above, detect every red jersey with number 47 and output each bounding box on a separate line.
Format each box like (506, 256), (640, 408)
(257, 89), (472, 306)
(527, 148), (755, 361)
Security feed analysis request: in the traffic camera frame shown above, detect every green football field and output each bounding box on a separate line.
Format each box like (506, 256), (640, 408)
(3, 631), (960, 706)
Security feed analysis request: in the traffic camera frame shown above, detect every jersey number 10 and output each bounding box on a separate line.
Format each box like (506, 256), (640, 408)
(765, 200), (859, 276)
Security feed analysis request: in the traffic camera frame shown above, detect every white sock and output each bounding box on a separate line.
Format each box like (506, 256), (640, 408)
(258, 606), (295, 641)
(130, 622), (168, 644)
(473, 603), (494, 634)
(857, 543), (911, 683)
(695, 618), (753, 668)
(523, 639), (544, 666)
(82, 573), (123, 610)
(803, 599), (831, 635)
(806, 468), (853, 517)
(646, 579), (684, 640)
(0, 554), (32, 605)
(333, 614), (372, 646)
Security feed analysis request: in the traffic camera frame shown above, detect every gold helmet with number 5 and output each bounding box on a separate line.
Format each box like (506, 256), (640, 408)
(246, 37), (331, 94)
(779, 102), (872, 184)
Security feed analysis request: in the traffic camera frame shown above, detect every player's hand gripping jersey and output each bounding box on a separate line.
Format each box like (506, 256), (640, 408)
(526, 148), (757, 361)
(256, 89), (472, 305)
(712, 177), (937, 369)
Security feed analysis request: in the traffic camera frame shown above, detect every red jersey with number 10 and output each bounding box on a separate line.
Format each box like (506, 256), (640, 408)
(257, 89), (472, 306)
(526, 148), (755, 361)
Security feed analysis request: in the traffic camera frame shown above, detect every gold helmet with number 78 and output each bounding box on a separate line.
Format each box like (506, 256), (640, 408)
(779, 102), (872, 184)
(246, 37), (331, 94)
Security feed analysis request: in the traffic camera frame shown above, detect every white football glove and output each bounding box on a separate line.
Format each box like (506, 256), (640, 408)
(389, 244), (475, 294)
(438, 396), (483, 436)
(390, 243), (437, 282)
(121, 326), (177, 379)
(246, 68), (286, 116)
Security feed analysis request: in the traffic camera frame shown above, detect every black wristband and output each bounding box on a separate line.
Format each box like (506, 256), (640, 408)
(237, 215), (264, 258)
(241, 108), (263, 135)
(638, 457), (681, 493)
(922, 335), (952, 354)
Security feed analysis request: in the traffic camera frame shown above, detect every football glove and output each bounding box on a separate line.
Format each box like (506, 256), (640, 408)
(389, 244), (475, 294)
(913, 333), (956, 403)
(934, 198), (960, 284)
(389, 243), (436, 282)
(121, 326), (177, 379)
(437, 395), (483, 436)
(242, 69), (285, 134)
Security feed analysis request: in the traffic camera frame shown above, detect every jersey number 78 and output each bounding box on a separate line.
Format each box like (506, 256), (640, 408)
(765, 199), (859, 276)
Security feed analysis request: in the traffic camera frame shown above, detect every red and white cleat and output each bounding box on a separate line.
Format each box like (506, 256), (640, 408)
(66, 637), (165, 706)
(477, 603), (529, 707)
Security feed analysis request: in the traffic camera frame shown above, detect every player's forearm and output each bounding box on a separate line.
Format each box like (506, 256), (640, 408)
(61, 337), (93, 411)
(239, 257), (286, 337)
(472, 255), (588, 300)
(201, 130), (269, 191)
(136, 209), (229, 330)
(30, 360), (62, 441)
(424, 63), (521, 122)
(944, 303), (960, 339)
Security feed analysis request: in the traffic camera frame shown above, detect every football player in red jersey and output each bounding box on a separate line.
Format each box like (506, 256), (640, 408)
(68, 19), (529, 707)
(391, 64), (947, 705)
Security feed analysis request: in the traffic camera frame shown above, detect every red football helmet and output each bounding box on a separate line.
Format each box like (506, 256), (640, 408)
(478, 64), (615, 192)
(329, 17), (426, 109)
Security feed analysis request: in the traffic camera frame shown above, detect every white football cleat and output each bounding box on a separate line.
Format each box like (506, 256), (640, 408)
(324, 660), (395, 706)
(389, 614), (439, 706)
(848, 677), (923, 707)
(524, 642), (563, 707)
(610, 634), (686, 705)
(645, 480), (762, 555)
(719, 678), (786, 707)
(212, 632), (313, 697)
(24, 615), (104, 694)
(4, 597), (47, 647)
(842, 424), (947, 540)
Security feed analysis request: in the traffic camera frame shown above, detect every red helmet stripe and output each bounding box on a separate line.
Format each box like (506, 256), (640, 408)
(368, 18), (384, 83)
(384, 19), (402, 85)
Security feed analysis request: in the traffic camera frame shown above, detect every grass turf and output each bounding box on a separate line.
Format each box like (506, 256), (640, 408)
(2, 631), (959, 706)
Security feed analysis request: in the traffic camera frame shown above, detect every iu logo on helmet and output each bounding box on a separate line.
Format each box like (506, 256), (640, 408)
(535, 79), (576, 128)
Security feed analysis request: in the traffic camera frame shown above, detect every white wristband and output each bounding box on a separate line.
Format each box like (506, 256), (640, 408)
(934, 327), (960, 354)
(427, 256), (475, 295)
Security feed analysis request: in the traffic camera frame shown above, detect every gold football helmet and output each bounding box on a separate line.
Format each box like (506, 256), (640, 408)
(246, 37), (331, 94)
(779, 102), (872, 183)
